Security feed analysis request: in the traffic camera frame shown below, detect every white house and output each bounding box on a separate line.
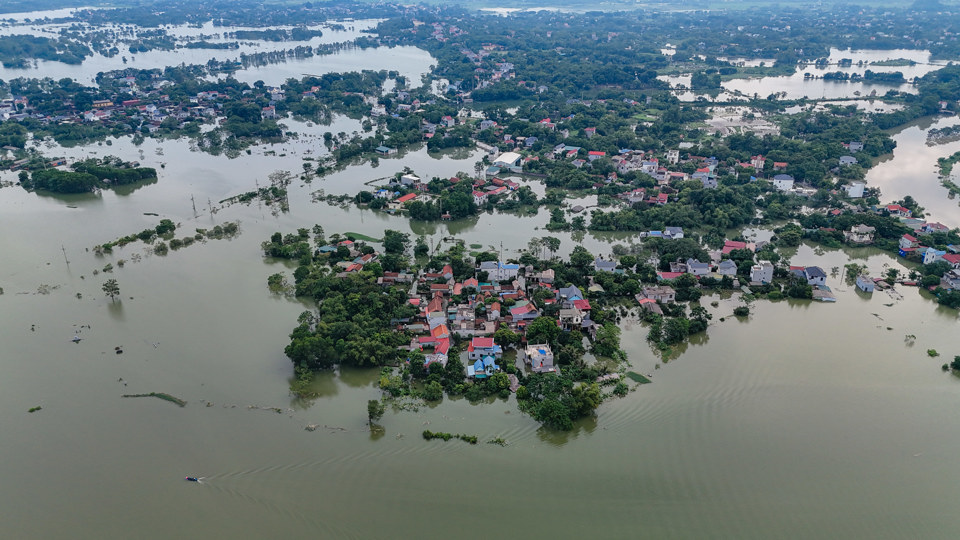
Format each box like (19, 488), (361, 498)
(922, 247), (946, 265)
(479, 260), (519, 281)
(594, 258), (617, 273)
(804, 266), (827, 286)
(667, 149), (680, 164)
(844, 224), (876, 244)
(717, 259), (738, 276)
(845, 181), (865, 198)
(642, 285), (676, 303)
(899, 234), (919, 251)
(686, 259), (711, 276)
(856, 275), (875, 293)
(772, 174), (795, 192)
(493, 151), (522, 169)
(750, 261), (774, 284)
(664, 227), (684, 239)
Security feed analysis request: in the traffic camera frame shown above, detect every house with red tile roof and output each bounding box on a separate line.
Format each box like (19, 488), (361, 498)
(943, 253), (960, 269)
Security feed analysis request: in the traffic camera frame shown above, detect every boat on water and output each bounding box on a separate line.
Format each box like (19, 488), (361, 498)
(185, 477), (199, 482)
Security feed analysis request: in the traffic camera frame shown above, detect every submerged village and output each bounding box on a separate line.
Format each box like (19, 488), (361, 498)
(264, 131), (960, 429)
(3, 1), (960, 433)
(11, 3), (960, 537)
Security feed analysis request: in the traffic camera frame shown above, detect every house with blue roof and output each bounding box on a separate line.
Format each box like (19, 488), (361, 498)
(468, 337), (502, 361)
(558, 285), (583, 302)
(467, 356), (499, 379)
(922, 247), (946, 265)
(478, 260), (520, 282)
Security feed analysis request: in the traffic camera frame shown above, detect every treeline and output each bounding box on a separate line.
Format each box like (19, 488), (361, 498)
(820, 70), (905, 84)
(228, 28), (323, 41)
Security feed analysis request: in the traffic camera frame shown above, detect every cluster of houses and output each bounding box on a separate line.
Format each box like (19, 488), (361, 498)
(471, 118), (878, 203)
(844, 219), (959, 282)
(0, 70), (302, 153)
(394, 260), (608, 379)
(368, 169), (521, 215)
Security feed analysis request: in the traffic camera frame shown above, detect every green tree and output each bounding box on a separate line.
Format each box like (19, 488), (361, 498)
(494, 326), (521, 347)
(569, 245), (594, 269)
(542, 236), (561, 258)
(444, 356), (465, 387)
(382, 229), (409, 254)
(423, 381), (443, 401)
(591, 323), (621, 358)
(367, 399), (385, 425)
(102, 279), (120, 302)
(526, 316), (561, 345)
(663, 317), (690, 344)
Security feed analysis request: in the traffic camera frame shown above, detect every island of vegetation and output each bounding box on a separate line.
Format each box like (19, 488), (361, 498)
(18, 157), (156, 194)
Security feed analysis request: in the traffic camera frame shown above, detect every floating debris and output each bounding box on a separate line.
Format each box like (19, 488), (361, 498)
(122, 392), (186, 407)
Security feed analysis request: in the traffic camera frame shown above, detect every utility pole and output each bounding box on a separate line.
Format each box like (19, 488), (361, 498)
(61, 245), (69, 266)
(190, 194), (197, 217)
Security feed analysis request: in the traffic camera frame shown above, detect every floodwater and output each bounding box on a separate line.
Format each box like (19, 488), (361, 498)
(0, 18), (435, 88)
(2, 21), (960, 539)
(868, 114), (960, 225)
(663, 48), (947, 102)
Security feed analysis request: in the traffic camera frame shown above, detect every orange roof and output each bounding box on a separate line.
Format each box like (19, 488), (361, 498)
(426, 297), (443, 313)
(396, 193), (418, 203)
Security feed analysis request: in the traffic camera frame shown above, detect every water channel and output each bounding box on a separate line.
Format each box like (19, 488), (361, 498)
(1, 17), (960, 539)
